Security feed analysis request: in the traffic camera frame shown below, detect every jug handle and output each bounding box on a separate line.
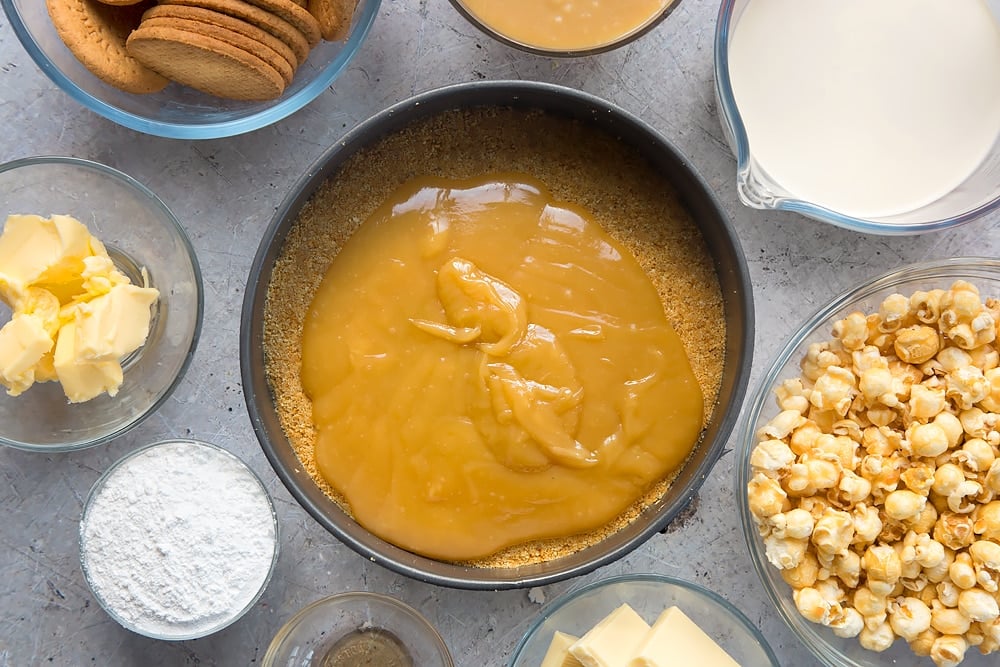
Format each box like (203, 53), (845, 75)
(736, 157), (784, 210)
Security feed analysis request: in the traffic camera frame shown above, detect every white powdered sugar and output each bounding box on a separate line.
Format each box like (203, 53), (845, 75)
(80, 440), (277, 639)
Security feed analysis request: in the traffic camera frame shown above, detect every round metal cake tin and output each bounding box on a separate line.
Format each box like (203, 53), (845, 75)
(240, 80), (754, 590)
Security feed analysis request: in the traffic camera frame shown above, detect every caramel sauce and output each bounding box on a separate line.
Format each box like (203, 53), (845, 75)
(458, 0), (671, 51)
(301, 174), (703, 561)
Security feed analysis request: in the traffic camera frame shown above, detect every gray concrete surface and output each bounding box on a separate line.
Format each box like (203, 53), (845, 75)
(0, 1), (998, 665)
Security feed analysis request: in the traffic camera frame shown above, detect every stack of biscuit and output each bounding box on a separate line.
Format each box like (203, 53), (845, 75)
(46, 0), (357, 100)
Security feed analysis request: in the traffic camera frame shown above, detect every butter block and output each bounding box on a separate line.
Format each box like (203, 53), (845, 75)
(0, 214), (93, 288)
(18, 287), (62, 337)
(0, 314), (55, 396)
(71, 254), (130, 304)
(541, 631), (584, 667)
(73, 283), (158, 362)
(0, 275), (24, 311)
(54, 321), (123, 403)
(569, 604), (651, 667)
(34, 350), (57, 383)
(629, 606), (740, 667)
(0, 214), (159, 402)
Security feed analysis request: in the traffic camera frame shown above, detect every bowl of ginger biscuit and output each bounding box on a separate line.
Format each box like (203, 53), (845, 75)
(1, 0), (380, 138)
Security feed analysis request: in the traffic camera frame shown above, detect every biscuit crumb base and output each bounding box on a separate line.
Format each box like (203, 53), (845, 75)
(263, 107), (727, 568)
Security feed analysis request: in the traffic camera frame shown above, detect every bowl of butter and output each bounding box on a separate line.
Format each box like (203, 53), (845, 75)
(0, 156), (202, 451)
(509, 573), (779, 666)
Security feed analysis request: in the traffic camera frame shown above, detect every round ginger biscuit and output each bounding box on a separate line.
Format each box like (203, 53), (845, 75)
(140, 16), (295, 84)
(126, 25), (285, 100)
(239, 0), (321, 46)
(141, 5), (299, 71)
(157, 0), (311, 64)
(307, 0), (357, 42)
(45, 0), (168, 94)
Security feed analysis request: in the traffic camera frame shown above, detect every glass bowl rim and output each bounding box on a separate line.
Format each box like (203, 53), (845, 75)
(0, 0), (383, 139)
(78, 438), (281, 641)
(734, 256), (1000, 666)
(446, 0), (683, 57)
(712, 0), (999, 235)
(0, 155), (204, 452)
(506, 572), (781, 666)
(264, 590), (454, 666)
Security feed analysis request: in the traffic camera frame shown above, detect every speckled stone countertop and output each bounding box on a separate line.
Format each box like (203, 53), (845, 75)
(0, 1), (998, 665)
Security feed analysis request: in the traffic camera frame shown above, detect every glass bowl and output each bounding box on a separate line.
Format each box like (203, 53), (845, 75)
(714, 0), (1000, 235)
(79, 439), (280, 640)
(736, 258), (1000, 666)
(263, 592), (453, 667)
(240, 80), (754, 590)
(508, 573), (779, 666)
(448, 0), (682, 57)
(1, 0), (381, 139)
(0, 156), (202, 451)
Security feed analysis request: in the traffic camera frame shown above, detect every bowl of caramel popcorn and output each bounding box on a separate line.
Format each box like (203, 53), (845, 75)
(738, 258), (1000, 667)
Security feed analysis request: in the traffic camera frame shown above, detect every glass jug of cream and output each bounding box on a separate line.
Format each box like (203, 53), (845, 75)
(715, 0), (1000, 234)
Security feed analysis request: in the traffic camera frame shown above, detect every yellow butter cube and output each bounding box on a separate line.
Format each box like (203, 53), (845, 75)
(0, 313), (54, 396)
(629, 606), (740, 667)
(73, 283), (158, 362)
(54, 321), (123, 403)
(542, 631), (584, 667)
(569, 604), (650, 667)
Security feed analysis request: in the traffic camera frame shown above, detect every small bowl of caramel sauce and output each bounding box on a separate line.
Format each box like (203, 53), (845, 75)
(447, 0), (682, 56)
(241, 80), (753, 589)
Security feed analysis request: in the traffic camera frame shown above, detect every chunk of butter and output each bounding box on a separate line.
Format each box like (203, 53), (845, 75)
(0, 214), (94, 291)
(73, 283), (159, 362)
(53, 321), (124, 403)
(541, 631), (584, 667)
(0, 214), (158, 402)
(569, 604), (651, 667)
(0, 313), (54, 396)
(629, 606), (740, 667)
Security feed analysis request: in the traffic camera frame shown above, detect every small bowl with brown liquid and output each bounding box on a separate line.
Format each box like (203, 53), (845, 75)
(262, 592), (453, 667)
(447, 0), (683, 56)
(240, 80), (753, 589)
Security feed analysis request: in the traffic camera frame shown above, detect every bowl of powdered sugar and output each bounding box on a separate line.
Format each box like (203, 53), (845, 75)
(79, 439), (278, 640)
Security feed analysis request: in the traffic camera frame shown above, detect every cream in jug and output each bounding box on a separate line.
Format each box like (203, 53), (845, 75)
(728, 0), (1000, 219)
